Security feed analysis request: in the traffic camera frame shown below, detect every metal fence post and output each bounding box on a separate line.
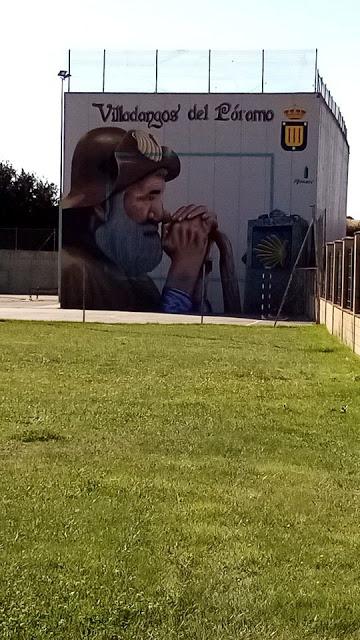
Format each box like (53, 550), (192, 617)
(200, 262), (206, 325)
(82, 262), (86, 323)
(68, 50), (71, 91)
(208, 49), (211, 93)
(102, 49), (106, 92)
(353, 233), (360, 352)
(155, 49), (158, 92)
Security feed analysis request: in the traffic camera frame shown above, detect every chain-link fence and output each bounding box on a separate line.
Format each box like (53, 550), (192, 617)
(0, 228), (57, 251)
(67, 49), (318, 94)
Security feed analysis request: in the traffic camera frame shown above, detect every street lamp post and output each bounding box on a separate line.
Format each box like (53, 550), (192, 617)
(57, 70), (70, 306)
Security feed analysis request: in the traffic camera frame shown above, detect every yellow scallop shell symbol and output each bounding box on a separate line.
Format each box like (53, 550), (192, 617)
(254, 234), (288, 268)
(132, 130), (163, 162)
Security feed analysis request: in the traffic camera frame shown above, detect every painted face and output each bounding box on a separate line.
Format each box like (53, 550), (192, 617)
(94, 189), (163, 277)
(123, 173), (166, 224)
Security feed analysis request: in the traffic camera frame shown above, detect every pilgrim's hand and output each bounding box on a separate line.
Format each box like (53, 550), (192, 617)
(167, 205), (218, 232)
(162, 217), (212, 296)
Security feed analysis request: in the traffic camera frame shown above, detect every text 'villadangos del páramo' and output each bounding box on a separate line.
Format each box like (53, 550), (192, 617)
(92, 103), (275, 129)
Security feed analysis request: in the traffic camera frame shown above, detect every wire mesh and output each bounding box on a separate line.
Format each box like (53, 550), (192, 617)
(105, 51), (157, 92)
(157, 50), (209, 93)
(0, 228), (57, 251)
(69, 48), (318, 94)
(210, 50), (263, 92)
(345, 246), (354, 309)
(263, 50), (316, 93)
(334, 247), (343, 305)
(69, 50), (104, 92)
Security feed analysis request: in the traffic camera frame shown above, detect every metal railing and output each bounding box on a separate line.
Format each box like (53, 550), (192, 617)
(324, 234), (360, 314)
(316, 72), (347, 138)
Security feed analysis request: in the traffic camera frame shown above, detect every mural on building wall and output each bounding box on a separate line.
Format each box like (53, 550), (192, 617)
(61, 94), (318, 315)
(61, 127), (240, 314)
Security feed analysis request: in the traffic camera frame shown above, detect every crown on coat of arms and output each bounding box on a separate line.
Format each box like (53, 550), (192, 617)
(283, 107), (306, 120)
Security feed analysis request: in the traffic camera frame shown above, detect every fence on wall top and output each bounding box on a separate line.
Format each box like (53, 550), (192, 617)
(67, 49), (319, 94)
(66, 49), (346, 139)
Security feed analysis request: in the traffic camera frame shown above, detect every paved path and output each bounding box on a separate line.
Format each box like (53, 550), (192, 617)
(0, 295), (312, 326)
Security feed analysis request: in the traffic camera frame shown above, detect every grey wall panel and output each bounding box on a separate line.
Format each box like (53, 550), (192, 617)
(316, 99), (349, 241)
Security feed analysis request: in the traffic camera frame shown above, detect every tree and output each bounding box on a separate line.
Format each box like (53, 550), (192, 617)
(0, 162), (58, 229)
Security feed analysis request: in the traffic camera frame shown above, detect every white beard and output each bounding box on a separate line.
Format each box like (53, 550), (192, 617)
(95, 193), (163, 277)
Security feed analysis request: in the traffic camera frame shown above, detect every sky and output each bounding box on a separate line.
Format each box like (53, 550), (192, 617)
(1, 0), (359, 217)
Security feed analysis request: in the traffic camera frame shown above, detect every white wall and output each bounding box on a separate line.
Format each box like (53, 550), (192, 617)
(320, 298), (360, 355)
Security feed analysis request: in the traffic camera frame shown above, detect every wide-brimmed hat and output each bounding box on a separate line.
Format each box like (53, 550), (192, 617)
(61, 127), (181, 209)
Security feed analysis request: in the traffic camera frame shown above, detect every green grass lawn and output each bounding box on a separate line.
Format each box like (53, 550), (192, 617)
(1, 321), (360, 639)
